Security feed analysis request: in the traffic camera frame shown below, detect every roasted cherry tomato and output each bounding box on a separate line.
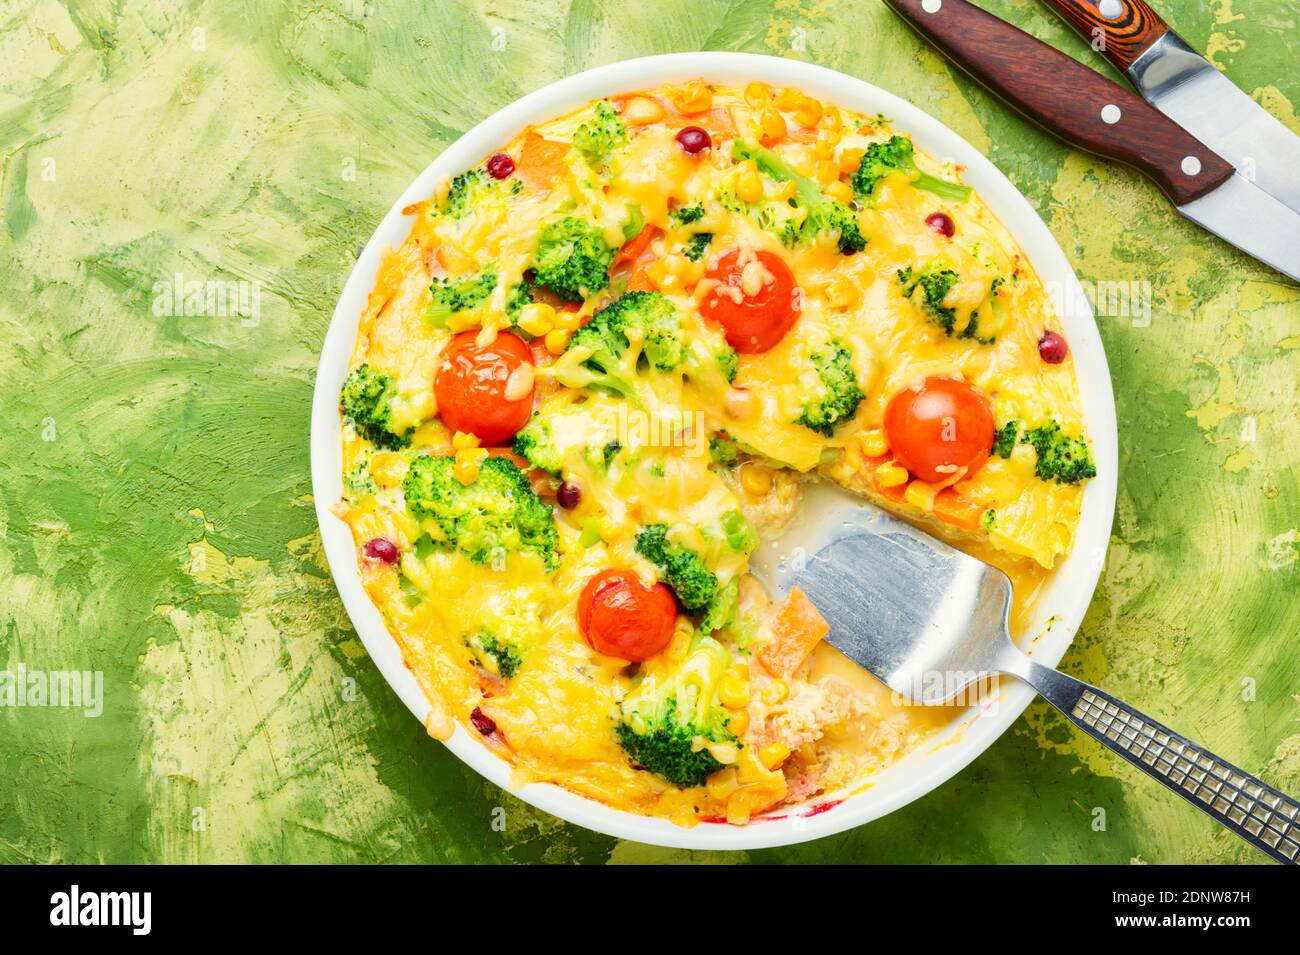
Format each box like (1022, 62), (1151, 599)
(434, 331), (534, 444)
(699, 249), (799, 353)
(578, 570), (677, 662)
(884, 377), (995, 483)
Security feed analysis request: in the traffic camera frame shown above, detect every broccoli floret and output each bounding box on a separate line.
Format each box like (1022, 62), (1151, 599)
(1023, 421), (1097, 485)
(615, 634), (735, 787)
(513, 401), (624, 478)
(343, 457), (377, 503)
(511, 421), (561, 477)
(709, 433), (741, 466)
(402, 455), (559, 570)
(898, 263), (959, 335)
(466, 628), (525, 679)
(555, 291), (684, 400)
(635, 524), (717, 612)
(439, 167), (522, 221)
(533, 216), (615, 302)
(991, 420), (1020, 458)
(340, 365), (411, 450)
(572, 101), (628, 170)
(716, 343), (738, 383)
(731, 141), (866, 255)
(683, 232), (713, 262)
(427, 270), (497, 325)
(794, 341), (864, 437)
(505, 280), (535, 319)
(670, 203), (705, 225)
(851, 135), (972, 203)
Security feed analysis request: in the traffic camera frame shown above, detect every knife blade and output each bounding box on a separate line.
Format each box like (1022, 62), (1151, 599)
(883, 0), (1300, 282)
(1043, 1), (1300, 214)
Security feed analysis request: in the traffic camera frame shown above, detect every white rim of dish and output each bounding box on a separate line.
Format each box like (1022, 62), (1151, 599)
(310, 51), (1118, 851)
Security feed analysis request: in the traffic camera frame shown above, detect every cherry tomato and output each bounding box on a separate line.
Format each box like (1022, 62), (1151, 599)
(699, 249), (800, 353)
(434, 331), (534, 444)
(578, 570), (677, 662)
(884, 377), (995, 483)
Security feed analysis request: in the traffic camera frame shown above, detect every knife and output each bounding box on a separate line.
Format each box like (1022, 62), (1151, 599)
(882, 0), (1300, 283)
(1043, 0), (1300, 214)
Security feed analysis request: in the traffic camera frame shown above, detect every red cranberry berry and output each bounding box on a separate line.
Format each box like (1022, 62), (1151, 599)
(925, 212), (955, 238)
(556, 482), (582, 509)
(1038, 330), (1069, 364)
(486, 153), (515, 179)
(364, 538), (399, 564)
(470, 707), (497, 735)
(675, 126), (712, 155)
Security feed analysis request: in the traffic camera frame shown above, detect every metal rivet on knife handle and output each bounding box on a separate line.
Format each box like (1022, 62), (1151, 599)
(1043, 0), (1170, 72)
(1100, 104), (1121, 124)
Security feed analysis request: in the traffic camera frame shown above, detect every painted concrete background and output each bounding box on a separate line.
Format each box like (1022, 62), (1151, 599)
(0, 0), (1297, 864)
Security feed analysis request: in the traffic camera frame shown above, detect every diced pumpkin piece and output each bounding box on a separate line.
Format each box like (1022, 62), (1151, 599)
(517, 131), (569, 190)
(932, 487), (984, 531)
(757, 586), (829, 678)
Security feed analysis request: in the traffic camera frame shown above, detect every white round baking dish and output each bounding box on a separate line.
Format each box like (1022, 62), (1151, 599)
(310, 51), (1118, 850)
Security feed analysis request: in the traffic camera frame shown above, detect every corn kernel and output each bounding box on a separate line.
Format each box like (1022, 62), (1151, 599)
(815, 159), (840, 187)
(517, 302), (555, 336)
(451, 430), (480, 450)
(446, 310), (480, 332)
(740, 464), (773, 498)
(774, 179), (797, 202)
(453, 456), (479, 485)
(544, 328), (571, 355)
(758, 743), (791, 771)
(762, 680), (789, 705)
(825, 180), (854, 204)
(735, 162), (763, 203)
(727, 709), (750, 737)
(759, 107), (786, 143)
(718, 672), (751, 709)
(707, 766), (740, 799)
(859, 428), (889, 458)
(669, 79), (712, 115)
(875, 462), (909, 488)
(743, 82), (771, 107)
(552, 308), (581, 331)
(824, 274), (859, 310)
(774, 87), (804, 110)
(647, 257), (679, 291)
(793, 98), (823, 128)
(838, 146), (866, 174)
(904, 480), (938, 511)
(370, 451), (408, 489)
(814, 136), (837, 160)
(623, 95), (665, 125)
(821, 109), (843, 133)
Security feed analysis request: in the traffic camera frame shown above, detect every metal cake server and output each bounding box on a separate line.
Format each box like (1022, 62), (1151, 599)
(752, 488), (1300, 864)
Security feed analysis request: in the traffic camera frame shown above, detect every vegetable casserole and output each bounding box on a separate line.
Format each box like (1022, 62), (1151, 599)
(334, 81), (1097, 826)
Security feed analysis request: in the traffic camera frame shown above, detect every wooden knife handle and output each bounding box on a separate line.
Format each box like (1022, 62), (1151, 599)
(1041, 0), (1170, 73)
(883, 0), (1231, 204)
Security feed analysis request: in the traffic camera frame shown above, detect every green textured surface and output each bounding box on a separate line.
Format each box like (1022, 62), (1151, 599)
(1, 0), (1297, 865)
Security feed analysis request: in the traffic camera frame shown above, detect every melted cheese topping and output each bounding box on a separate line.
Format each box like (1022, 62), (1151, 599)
(336, 83), (1093, 826)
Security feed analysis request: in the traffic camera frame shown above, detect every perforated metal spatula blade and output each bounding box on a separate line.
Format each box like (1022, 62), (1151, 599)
(748, 485), (1300, 864)
(749, 485), (1012, 705)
